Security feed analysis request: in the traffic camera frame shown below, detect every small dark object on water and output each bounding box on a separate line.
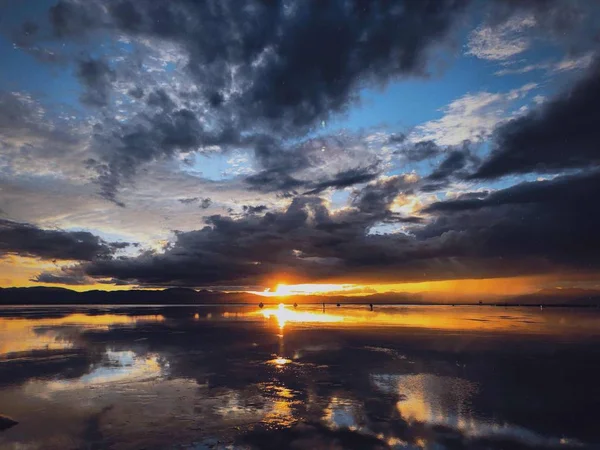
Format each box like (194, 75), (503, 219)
(293, 302), (298, 308)
(369, 303), (373, 311)
(259, 302), (264, 309)
(0, 415), (18, 432)
(336, 303), (340, 307)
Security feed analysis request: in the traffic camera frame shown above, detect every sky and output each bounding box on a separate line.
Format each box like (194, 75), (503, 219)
(1, 0), (600, 296)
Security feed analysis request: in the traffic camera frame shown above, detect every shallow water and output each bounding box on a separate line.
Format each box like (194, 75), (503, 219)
(0, 305), (599, 449)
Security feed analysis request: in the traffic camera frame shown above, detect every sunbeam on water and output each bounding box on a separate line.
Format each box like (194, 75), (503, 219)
(259, 303), (344, 329)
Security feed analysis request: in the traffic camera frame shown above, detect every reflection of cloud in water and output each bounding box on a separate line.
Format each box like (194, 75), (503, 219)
(24, 350), (163, 395)
(323, 397), (362, 430)
(372, 373), (478, 426)
(212, 383), (298, 429)
(371, 373), (582, 448)
(0, 307), (598, 449)
(0, 314), (164, 356)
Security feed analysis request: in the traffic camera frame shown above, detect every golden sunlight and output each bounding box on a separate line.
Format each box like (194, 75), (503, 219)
(260, 303), (344, 328)
(262, 283), (361, 296)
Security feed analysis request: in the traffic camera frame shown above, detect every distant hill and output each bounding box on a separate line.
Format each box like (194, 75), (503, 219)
(0, 287), (258, 305)
(0, 286), (599, 306)
(503, 288), (600, 307)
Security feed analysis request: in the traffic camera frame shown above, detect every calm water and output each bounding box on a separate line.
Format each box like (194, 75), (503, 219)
(1, 305), (599, 449)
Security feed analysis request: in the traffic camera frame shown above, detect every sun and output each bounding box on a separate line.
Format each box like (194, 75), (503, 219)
(274, 283), (292, 296)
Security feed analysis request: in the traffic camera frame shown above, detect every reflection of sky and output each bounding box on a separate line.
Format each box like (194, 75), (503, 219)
(0, 314), (164, 355)
(24, 350), (163, 396)
(256, 304), (600, 337)
(371, 373), (581, 448)
(0, 307), (597, 449)
(323, 397), (362, 430)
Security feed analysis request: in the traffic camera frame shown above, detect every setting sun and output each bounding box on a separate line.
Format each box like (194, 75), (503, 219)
(263, 283), (361, 297)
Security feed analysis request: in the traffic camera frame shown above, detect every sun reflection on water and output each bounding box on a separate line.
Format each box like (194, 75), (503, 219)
(260, 303), (344, 329)
(267, 356), (292, 367)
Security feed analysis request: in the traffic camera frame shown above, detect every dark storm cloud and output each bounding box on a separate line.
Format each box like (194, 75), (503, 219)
(80, 177), (422, 286)
(351, 175), (413, 215)
(242, 205), (268, 215)
(488, 0), (600, 54)
(245, 168), (303, 194)
(473, 61), (600, 179)
(245, 133), (387, 195)
(127, 86), (144, 99)
(303, 164), (380, 195)
(91, 106), (239, 204)
(427, 145), (479, 182)
(49, 0), (468, 133)
(426, 171), (598, 214)
(78, 169), (600, 286)
(146, 89), (176, 111)
(178, 197), (199, 205)
(420, 170), (600, 270)
(36, 0), (471, 201)
(199, 198), (212, 209)
(76, 57), (116, 107)
(31, 272), (89, 285)
(49, 0), (102, 38)
(0, 219), (129, 261)
(395, 140), (443, 162)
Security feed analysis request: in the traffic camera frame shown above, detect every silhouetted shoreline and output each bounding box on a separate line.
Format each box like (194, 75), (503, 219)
(1, 286), (599, 307)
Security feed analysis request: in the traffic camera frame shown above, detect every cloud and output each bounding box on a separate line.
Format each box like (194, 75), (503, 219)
(80, 180), (417, 286)
(245, 133), (389, 195)
(394, 140), (443, 162)
(52, 0), (468, 131)
(419, 170), (600, 272)
(76, 57), (116, 107)
(89, 105), (240, 204)
(0, 91), (91, 180)
(0, 219), (129, 261)
(31, 270), (92, 285)
(473, 61), (600, 178)
(466, 14), (536, 61)
(468, 0), (597, 63)
(199, 198), (212, 209)
(494, 51), (595, 76)
(302, 165), (380, 195)
(29, 0), (472, 202)
(178, 197), (199, 205)
(242, 205), (268, 215)
(427, 145), (479, 182)
(411, 83), (538, 146)
(75, 168), (600, 286)
(351, 175), (415, 215)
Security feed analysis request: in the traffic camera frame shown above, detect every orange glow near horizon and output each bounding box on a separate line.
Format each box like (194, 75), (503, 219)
(260, 303), (344, 328)
(264, 283), (358, 296)
(254, 304), (600, 336)
(255, 276), (556, 299)
(0, 313), (165, 355)
(2, 254), (598, 298)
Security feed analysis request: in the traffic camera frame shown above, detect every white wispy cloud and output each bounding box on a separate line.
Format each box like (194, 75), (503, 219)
(410, 83), (538, 146)
(466, 15), (536, 61)
(494, 52), (595, 76)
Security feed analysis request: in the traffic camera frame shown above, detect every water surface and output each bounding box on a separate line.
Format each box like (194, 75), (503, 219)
(1, 305), (599, 449)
